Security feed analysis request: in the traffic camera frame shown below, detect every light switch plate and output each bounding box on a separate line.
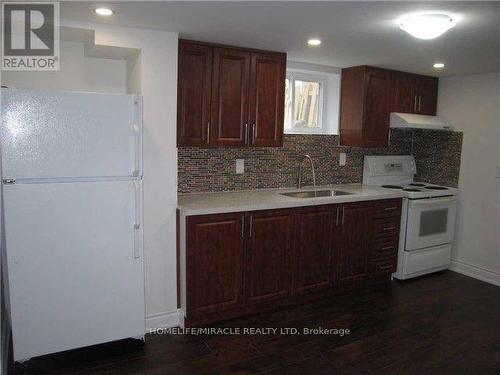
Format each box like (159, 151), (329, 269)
(236, 159), (244, 174)
(339, 152), (347, 166)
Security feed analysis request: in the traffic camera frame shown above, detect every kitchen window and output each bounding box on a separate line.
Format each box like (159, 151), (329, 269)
(284, 69), (340, 135)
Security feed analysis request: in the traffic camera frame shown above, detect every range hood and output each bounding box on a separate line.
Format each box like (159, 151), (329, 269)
(390, 112), (454, 131)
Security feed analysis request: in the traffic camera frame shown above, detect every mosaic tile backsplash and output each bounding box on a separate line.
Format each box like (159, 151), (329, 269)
(178, 129), (463, 193)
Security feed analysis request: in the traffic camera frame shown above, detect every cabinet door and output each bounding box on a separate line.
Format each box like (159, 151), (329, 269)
(249, 52), (286, 147)
(292, 206), (336, 295)
(417, 77), (438, 115)
(393, 72), (418, 114)
(186, 213), (244, 315)
(363, 68), (393, 147)
(245, 210), (293, 304)
(177, 41), (212, 146)
(335, 203), (373, 285)
(211, 48), (251, 146)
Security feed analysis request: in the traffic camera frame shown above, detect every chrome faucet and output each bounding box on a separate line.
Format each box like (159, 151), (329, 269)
(297, 154), (317, 192)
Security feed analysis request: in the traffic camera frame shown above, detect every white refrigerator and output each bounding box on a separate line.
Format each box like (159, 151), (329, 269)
(1, 88), (145, 361)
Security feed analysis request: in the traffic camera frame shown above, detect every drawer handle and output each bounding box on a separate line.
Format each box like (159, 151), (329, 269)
(384, 206), (398, 211)
(383, 226), (396, 231)
(381, 246), (395, 251)
(379, 264), (393, 271)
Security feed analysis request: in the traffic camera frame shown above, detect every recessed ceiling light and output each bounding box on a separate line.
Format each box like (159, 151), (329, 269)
(307, 38), (321, 46)
(94, 8), (113, 16)
(433, 62), (445, 69)
(399, 13), (456, 40)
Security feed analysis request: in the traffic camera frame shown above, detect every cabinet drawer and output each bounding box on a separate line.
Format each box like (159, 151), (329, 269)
(372, 239), (398, 260)
(373, 199), (402, 219)
(373, 218), (400, 239)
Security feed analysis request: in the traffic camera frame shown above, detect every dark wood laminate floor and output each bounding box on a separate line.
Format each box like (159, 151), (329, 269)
(14, 271), (500, 374)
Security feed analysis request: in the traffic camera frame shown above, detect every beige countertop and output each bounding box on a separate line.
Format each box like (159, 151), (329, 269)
(177, 184), (405, 216)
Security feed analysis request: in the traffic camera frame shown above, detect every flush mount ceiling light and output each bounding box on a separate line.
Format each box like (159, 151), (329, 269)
(307, 38), (321, 46)
(399, 13), (456, 40)
(433, 62), (445, 69)
(94, 8), (114, 16)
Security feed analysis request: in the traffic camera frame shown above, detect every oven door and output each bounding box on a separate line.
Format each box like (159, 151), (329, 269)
(405, 196), (457, 251)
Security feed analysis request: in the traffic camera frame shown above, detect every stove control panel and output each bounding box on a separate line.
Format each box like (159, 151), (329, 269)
(384, 163), (404, 173)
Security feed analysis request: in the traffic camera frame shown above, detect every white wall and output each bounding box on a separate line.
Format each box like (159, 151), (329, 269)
(2, 22), (180, 329)
(438, 73), (500, 286)
(1, 140), (11, 375)
(2, 41), (127, 93)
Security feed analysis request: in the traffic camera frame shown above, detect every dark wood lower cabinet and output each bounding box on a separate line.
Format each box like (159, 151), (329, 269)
(185, 199), (402, 326)
(292, 205), (337, 295)
(186, 213), (244, 317)
(245, 210), (293, 304)
(335, 202), (373, 286)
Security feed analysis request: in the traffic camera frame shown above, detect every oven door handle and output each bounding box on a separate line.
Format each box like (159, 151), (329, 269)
(409, 196), (457, 208)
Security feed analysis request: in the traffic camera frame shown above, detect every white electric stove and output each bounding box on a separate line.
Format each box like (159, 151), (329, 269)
(363, 155), (458, 280)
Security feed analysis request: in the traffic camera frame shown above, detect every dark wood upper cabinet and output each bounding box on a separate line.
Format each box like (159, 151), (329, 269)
(363, 68), (394, 147)
(292, 205), (337, 295)
(416, 76), (438, 115)
(186, 213), (244, 316)
(177, 42), (212, 146)
(177, 40), (286, 147)
(245, 210), (293, 305)
(393, 72), (439, 115)
(249, 52), (286, 147)
(393, 72), (417, 114)
(340, 66), (438, 148)
(211, 48), (251, 146)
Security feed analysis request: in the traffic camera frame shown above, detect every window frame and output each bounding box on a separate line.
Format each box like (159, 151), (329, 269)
(285, 70), (327, 135)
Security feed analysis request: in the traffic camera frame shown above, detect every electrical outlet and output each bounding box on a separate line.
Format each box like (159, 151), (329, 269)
(236, 159), (244, 174)
(339, 152), (347, 166)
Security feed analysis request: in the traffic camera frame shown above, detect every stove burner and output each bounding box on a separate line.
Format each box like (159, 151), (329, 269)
(403, 188), (421, 192)
(409, 183), (426, 187)
(381, 185), (403, 189)
(425, 186), (448, 190)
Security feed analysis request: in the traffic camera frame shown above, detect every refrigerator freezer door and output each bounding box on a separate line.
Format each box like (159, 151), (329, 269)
(1, 88), (142, 179)
(4, 180), (145, 360)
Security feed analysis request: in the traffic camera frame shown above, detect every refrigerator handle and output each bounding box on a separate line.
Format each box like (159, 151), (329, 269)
(133, 181), (141, 259)
(132, 124), (141, 177)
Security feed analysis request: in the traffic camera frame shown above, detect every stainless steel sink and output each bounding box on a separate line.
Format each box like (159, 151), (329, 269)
(280, 190), (352, 198)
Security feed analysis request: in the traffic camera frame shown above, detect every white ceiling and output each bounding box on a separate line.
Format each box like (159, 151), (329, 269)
(61, 1), (500, 77)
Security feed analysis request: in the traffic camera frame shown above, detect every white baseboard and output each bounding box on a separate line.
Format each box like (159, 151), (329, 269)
(449, 260), (500, 287)
(145, 309), (183, 332)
